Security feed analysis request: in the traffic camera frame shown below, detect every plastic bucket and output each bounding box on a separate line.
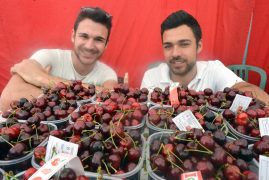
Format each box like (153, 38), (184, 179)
(32, 136), (146, 180)
(225, 120), (260, 143)
(146, 131), (258, 180)
(0, 123), (57, 173)
(0, 168), (6, 180)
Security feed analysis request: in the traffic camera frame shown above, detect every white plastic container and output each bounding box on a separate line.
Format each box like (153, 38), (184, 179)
(0, 123), (57, 173)
(0, 168), (6, 180)
(146, 131), (258, 180)
(146, 105), (178, 135)
(32, 136), (146, 180)
(225, 119), (260, 143)
(69, 102), (146, 133)
(77, 94), (96, 106)
(206, 104), (225, 114)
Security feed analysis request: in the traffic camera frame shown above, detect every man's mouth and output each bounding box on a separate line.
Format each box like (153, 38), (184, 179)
(170, 59), (185, 64)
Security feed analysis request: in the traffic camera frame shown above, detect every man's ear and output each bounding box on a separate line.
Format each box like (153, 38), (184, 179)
(105, 41), (109, 48)
(197, 39), (203, 54)
(71, 29), (75, 43)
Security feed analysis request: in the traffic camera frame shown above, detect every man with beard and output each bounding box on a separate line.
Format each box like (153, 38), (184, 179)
(0, 7), (117, 111)
(141, 10), (269, 105)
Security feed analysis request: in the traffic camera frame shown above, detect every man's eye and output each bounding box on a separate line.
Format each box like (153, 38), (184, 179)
(79, 35), (88, 39)
(164, 45), (171, 49)
(95, 38), (105, 42)
(181, 43), (190, 47)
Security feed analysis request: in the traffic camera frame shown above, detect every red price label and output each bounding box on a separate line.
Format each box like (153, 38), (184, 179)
(169, 85), (179, 106)
(181, 171), (203, 180)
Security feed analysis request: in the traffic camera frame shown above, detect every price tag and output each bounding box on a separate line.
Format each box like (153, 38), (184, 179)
(181, 171), (203, 180)
(259, 155), (269, 180)
(229, 94), (252, 112)
(259, 118), (269, 137)
(169, 82), (179, 106)
(29, 153), (84, 180)
(45, 136), (79, 162)
(172, 110), (204, 131)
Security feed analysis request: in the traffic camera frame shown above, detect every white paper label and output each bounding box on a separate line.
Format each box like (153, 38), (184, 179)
(229, 94), (252, 112)
(172, 110), (204, 131)
(259, 118), (269, 137)
(45, 136), (79, 162)
(259, 155), (269, 180)
(29, 153), (84, 180)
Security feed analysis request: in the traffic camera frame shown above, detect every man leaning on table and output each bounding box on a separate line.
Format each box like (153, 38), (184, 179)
(141, 10), (269, 106)
(0, 7), (118, 112)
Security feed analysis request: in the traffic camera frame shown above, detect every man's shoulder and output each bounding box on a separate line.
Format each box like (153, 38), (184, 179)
(197, 60), (224, 66)
(31, 49), (71, 58)
(197, 60), (226, 70)
(35, 49), (71, 54)
(95, 61), (116, 74)
(146, 62), (167, 74)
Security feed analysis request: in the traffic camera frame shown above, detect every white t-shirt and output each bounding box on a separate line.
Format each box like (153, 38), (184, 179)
(30, 49), (117, 86)
(141, 60), (243, 92)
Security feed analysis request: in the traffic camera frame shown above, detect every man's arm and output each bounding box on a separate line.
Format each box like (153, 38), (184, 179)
(11, 59), (116, 90)
(232, 81), (269, 106)
(0, 74), (43, 111)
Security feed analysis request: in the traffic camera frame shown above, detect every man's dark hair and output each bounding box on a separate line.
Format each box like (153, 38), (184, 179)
(161, 10), (202, 44)
(74, 7), (112, 43)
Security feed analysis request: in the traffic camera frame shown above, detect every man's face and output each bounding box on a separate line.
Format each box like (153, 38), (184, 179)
(72, 19), (108, 66)
(162, 25), (202, 76)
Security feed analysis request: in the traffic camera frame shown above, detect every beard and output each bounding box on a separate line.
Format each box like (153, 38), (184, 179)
(167, 56), (196, 76)
(73, 45), (101, 66)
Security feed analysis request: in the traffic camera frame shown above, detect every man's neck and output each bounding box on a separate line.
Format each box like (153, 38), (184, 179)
(71, 51), (96, 76)
(170, 65), (197, 87)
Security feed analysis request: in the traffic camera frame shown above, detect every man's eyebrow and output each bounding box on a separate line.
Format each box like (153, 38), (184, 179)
(163, 39), (192, 45)
(77, 33), (106, 40)
(77, 32), (88, 36)
(178, 39), (192, 43)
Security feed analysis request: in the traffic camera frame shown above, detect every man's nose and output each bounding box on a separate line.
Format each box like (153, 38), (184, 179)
(171, 46), (182, 57)
(85, 39), (95, 49)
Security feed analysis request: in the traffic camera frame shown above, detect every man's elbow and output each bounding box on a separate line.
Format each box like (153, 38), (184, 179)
(0, 92), (12, 112)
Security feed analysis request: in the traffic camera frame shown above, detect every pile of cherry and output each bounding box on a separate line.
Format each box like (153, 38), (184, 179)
(147, 105), (225, 133)
(94, 83), (149, 104)
(33, 123), (144, 175)
(150, 86), (261, 109)
(149, 86), (269, 137)
(0, 118), (53, 160)
(1, 81), (268, 179)
(0, 81), (93, 122)
(252, 135), (269, 162)
(148, 129), (258, 180)
(9, 167), (89, 180)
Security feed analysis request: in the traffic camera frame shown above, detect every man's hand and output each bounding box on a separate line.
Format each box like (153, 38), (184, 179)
(10, 59), (51, 87)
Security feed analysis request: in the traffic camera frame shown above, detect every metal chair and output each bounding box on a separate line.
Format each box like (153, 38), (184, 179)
(228, 64), (267, 90)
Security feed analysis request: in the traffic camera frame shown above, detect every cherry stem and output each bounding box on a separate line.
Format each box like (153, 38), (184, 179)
(81, 155), (93, 162)
(195, 139), (213, 154)
(167, 151), (185, 172)
(184, 149), (213, 155)
(97, 166), (103, 180)
(169, 150), (183, 164)
(109, 163), (118, 173)
(174, 137), (193, 142)
(0, 136), (14, 147)
(124, 132), (137, 148)
(102, 159), (111, 175)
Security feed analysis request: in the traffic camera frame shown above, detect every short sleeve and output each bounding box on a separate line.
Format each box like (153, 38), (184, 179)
(30, 49), (57, 68)
(101, 68), (118, 82)
(212, 60), (243, 91)
(141, 70), (153, 89)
